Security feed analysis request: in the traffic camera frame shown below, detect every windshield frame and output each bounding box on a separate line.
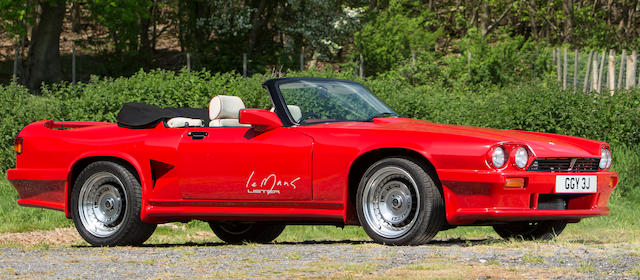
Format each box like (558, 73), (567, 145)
(262, 77), (396, 127)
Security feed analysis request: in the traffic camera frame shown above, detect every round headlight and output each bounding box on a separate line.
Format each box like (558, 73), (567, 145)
(492, 146), (507, 168)
(599, 148), (609, 169)
(515, 147), (528, 169)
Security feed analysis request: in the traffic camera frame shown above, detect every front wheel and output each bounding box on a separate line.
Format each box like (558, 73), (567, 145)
(71, 161), (156, 246)
(493, 220), (568, 240)
(208, 222), (285, 244)
(356, 157), (444, 245)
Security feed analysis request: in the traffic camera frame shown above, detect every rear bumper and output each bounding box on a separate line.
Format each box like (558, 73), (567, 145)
(7, 168), (68, 212)
(439, 170), (618, 225)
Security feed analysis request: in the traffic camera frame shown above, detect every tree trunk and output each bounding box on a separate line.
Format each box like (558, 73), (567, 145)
(27, 0), (65, 90)
(480, 2), (489, 36)
(247, 0), (267, 56)
(562, 0), (574, 43)
(606, 0), (614, 25)
(484, 2), (513, 37)
(626, 0), (638, 41)
(139, 2), (155, 55)
(528, 0), (538, 38)
(71, 2), (82, 33)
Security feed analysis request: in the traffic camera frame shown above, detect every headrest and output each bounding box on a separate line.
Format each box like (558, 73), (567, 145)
(270, 105), (302, 122)
(287, 105), (302, 122)
(209, 95), (245, 120)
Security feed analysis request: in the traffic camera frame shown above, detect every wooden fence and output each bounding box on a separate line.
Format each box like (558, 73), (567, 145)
(552, 47), (639, 94)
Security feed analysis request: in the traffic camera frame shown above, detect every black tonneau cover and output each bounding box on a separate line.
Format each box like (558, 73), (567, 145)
(116, 102), (209, 129)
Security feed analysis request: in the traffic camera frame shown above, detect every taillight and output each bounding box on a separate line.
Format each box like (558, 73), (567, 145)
(14, 137), (23, 154)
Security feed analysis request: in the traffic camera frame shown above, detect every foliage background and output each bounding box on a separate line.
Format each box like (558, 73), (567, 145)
(1, 69), (638, 201)
(0, 0), (638, 238)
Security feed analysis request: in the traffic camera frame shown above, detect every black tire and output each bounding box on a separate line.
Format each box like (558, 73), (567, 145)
(493, 220), (568, 240)
(70, 161), (156, 246)
(356, 157), (445, 245)
(208, 222), (285, 244)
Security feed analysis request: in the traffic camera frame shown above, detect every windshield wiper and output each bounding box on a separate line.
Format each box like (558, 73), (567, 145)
(364, 112), (399, 122)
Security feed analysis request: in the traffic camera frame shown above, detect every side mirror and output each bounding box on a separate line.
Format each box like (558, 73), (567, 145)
(239, 109), (283, 132)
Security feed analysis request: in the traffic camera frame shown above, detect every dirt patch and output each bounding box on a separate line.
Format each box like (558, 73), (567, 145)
(0, 228), (81, 246)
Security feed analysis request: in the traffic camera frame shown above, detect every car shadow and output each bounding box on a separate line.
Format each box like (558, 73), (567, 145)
(428, 237), (502, 246)
(72, 237), (591, 248)
(71, 239), (374, 248)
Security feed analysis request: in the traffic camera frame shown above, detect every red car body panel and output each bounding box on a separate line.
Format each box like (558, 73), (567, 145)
(8, 112), (618, 226)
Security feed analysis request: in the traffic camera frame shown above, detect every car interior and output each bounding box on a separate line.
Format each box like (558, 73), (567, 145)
(165, 95), (303, 128)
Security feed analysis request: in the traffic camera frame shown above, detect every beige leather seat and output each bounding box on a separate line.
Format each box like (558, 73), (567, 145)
(166, 117), (204, 128)
(209, 95), (250, 127)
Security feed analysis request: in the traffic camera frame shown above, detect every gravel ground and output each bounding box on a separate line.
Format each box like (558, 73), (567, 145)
(0, 233), (639, 280)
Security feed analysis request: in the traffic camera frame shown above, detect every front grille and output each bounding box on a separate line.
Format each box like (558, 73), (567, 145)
(527, 157), (599, 172)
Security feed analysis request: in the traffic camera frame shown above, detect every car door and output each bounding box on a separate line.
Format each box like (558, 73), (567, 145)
(177, 126), (313, 200)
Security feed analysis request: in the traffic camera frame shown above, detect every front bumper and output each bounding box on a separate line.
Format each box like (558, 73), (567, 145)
(438, 170), (618, 225)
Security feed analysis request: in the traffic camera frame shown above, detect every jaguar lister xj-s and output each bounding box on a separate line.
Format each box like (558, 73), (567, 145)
(7, 77), (618, 246)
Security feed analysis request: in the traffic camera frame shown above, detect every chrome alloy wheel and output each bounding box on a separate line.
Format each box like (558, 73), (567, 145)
(362, 166), (420, 239)
(77, 172), (127, 238)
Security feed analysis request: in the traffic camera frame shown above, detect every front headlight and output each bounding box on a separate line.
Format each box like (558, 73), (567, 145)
(492, 146), (507, 168)
(514, 147), (528, 169)
(599, 148), (612, 169)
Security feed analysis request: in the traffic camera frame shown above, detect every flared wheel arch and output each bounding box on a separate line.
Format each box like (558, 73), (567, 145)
(347, 148), (445, 226)
(67, 155), (145, 219)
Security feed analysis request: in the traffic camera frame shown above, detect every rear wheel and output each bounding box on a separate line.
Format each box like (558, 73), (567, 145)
(493, 220), (567, 240)
(356, 157), (444, 245)
(71, 161), (156, 246)
(208, 222), (285, 244)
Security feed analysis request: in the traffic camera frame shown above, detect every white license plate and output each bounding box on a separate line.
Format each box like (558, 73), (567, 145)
(555, 176), (597, 193)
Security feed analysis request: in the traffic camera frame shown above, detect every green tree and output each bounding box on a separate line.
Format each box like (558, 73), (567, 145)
(0, 0), (66, 89)
(355, 0), (441, 75)
(88, 0), (153, 54)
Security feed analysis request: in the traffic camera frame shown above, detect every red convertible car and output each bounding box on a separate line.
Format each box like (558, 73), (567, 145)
(8, 77), (618, 246)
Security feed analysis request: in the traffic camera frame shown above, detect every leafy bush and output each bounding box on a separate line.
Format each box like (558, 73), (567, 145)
(0, 83), (63, 171)
(42, 70), (272, 123)
(368, 80), (640, 148)
(0, 69), (638, 198)
(440, 31), (552, 88)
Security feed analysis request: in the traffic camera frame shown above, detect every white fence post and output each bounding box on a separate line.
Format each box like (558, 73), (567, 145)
(618, 50), (626, 89)
(583, 50), (593, 93)
(242, 53), (247, 77)
(597, 50), (605, 93)
(557, 47), (562, 82)
(573, 49), (579, 91)
(591, 52), (599, 92)
(563, 47), (568, 90)
(608, 50), (616, 95)
(626, 50), (636, 89)
(186, 53), (191, 71)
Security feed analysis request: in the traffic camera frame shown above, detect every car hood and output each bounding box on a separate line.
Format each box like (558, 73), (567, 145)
(339, 118), (604, 157)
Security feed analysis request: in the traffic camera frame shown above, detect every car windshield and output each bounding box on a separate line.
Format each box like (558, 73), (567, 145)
(278, 80), (396, 124)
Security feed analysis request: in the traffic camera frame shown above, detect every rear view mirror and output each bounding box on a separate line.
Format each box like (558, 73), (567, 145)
(238, 109), (283, 132)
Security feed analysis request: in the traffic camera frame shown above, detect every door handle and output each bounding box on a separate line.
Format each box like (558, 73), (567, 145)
(188, 131), (208, 140)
